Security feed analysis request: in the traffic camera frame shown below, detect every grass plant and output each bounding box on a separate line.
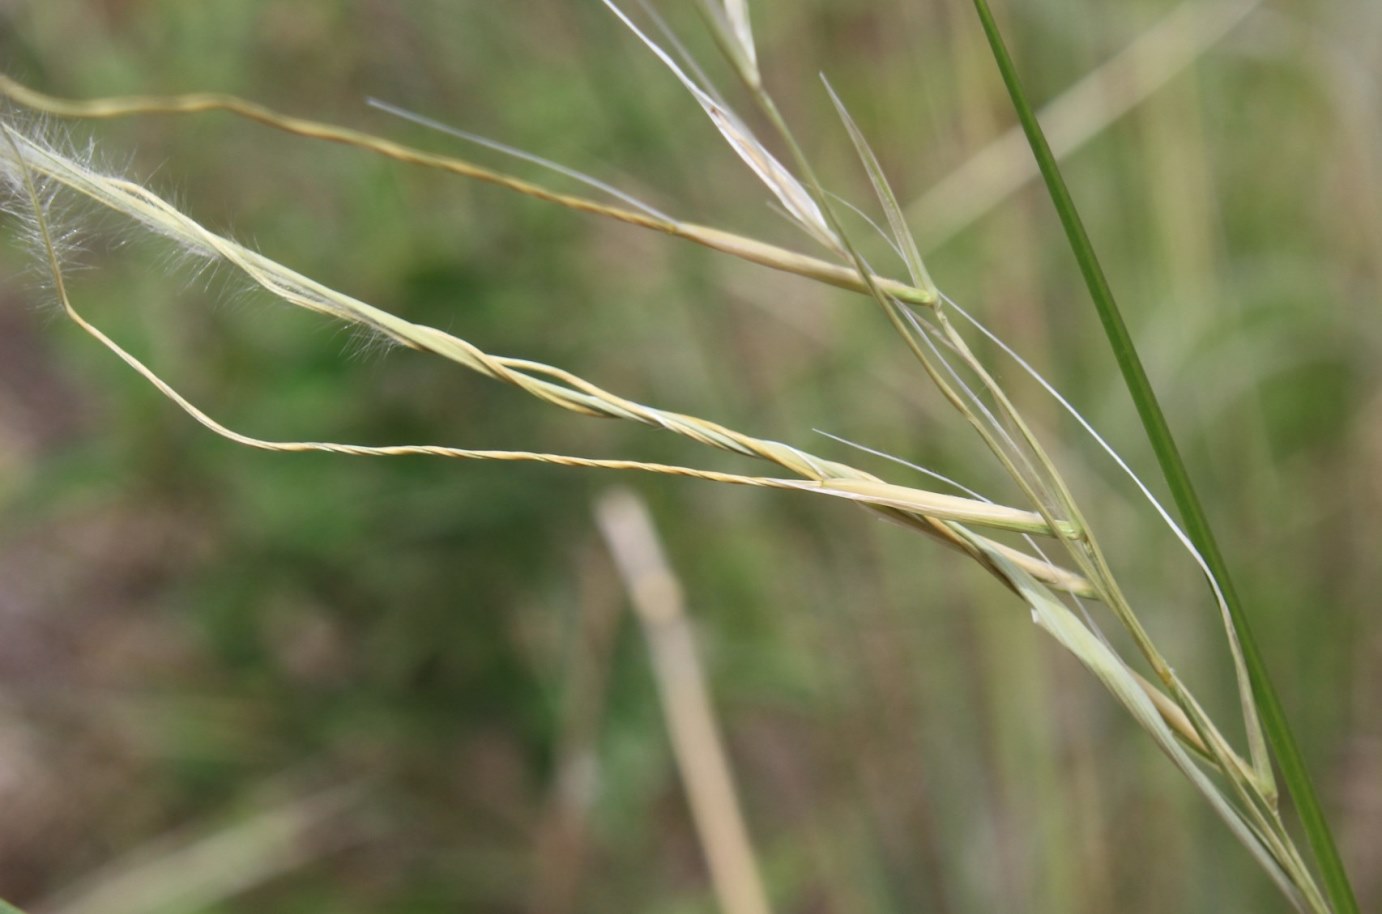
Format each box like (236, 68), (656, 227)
(968, 2), (1356, 909)
(0, 1), (1365, 911)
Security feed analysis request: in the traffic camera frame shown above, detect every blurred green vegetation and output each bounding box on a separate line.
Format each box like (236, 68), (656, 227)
(0, 1), (1378, 912)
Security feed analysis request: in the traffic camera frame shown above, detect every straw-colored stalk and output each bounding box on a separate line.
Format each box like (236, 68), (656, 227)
(595, 487), (772, 914)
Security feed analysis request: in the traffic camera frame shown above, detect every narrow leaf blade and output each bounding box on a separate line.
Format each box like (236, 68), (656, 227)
(966, 2), (1357, 910)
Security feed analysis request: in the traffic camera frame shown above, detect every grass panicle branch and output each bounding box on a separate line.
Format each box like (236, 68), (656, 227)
(0, 117), (1091, 597)
(0, 75), (932, 306)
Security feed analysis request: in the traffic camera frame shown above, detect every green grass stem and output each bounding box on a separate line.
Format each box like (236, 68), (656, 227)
(967, 2), (1359, 911)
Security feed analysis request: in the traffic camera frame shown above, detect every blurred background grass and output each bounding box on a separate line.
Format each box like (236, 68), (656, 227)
(0, 1), (1378, 912)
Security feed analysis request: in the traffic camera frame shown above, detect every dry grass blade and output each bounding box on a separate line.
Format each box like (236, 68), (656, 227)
(0, 74), (929, 305)
(595, 487), (773, 914)
(39, 783), (364, 914)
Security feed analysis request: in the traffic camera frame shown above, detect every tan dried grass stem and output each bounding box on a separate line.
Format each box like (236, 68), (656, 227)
(908, 0), (1260, 249)
(0, 75), (933, 306)
(595, 487), (773, 914)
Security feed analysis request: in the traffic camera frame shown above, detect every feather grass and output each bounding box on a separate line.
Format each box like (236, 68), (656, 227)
(0, 75), (931, 306)
(0, 3), (1345, 905)
(0, 115), (1091, 599)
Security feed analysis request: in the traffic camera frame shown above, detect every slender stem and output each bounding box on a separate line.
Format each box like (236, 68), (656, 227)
(967, 2), (1357, 911)
(0, 75), (932, 307)
(595, 488), (773, 914)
